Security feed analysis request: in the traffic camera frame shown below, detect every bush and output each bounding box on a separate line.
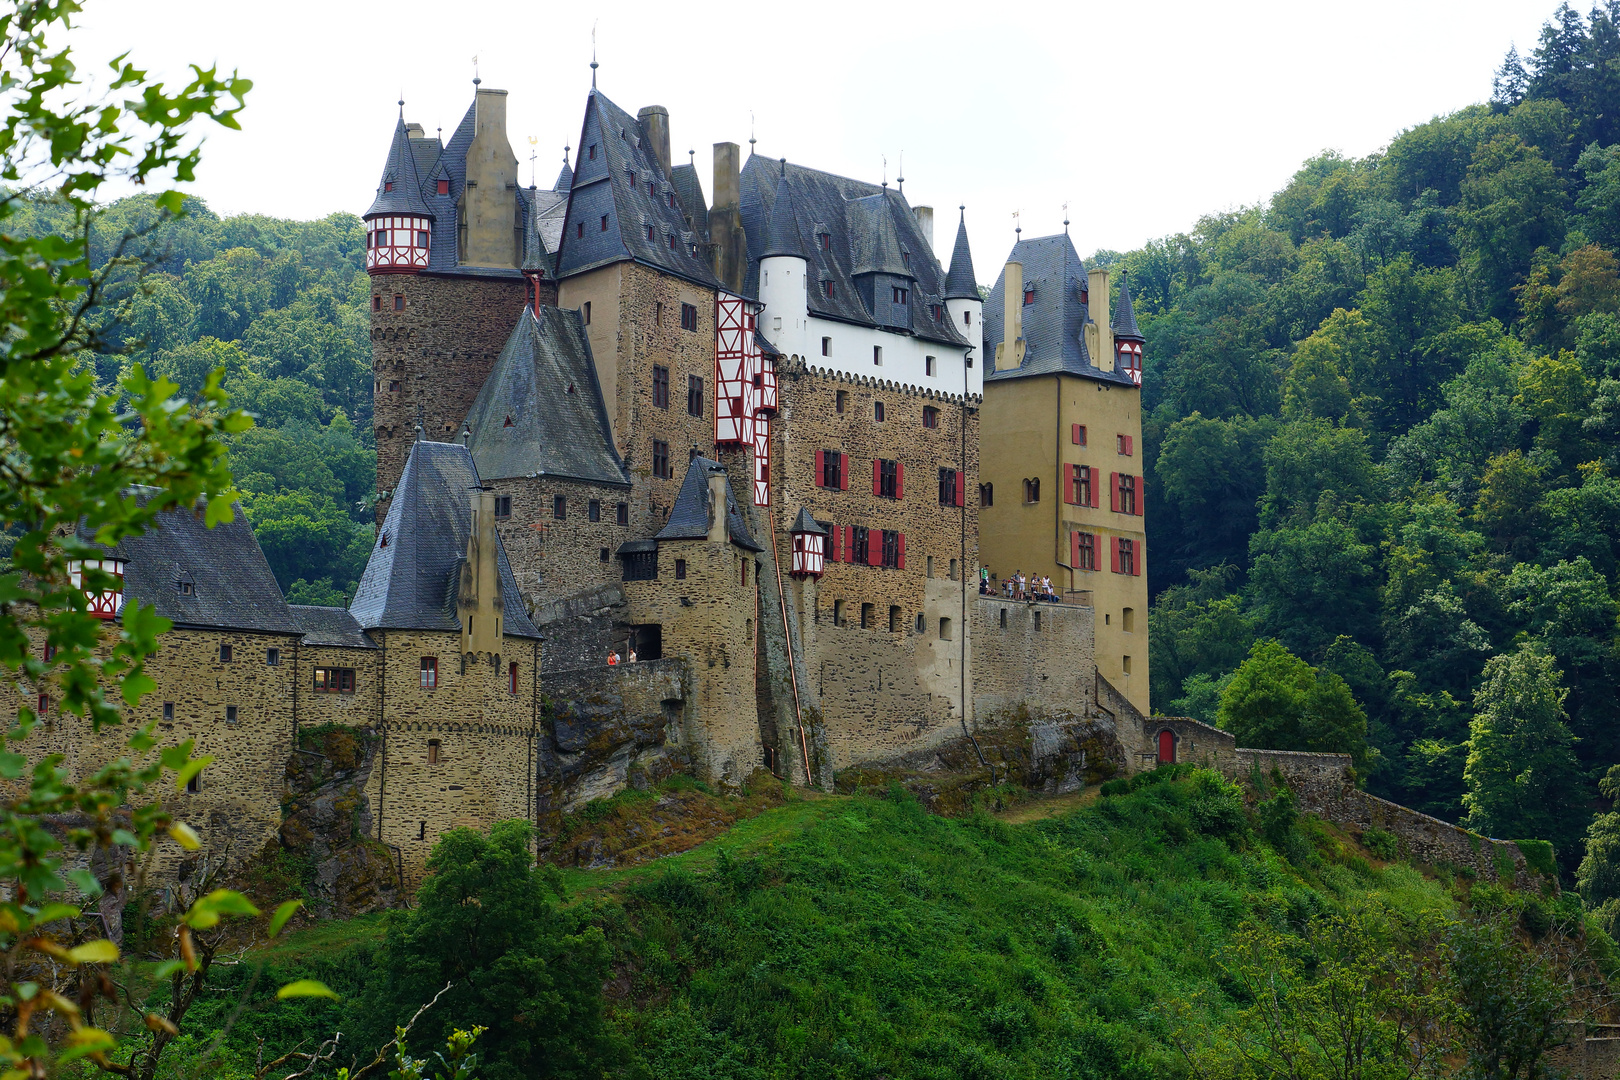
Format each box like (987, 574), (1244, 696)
(1361, 826), (1399, 860)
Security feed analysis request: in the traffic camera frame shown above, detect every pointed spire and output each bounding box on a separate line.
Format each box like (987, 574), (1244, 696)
(943, 206), (978, 301)
(365, 109), (435, 220)
(555, 144), (573, 192)
(521, 200), (547, 273)
(762, 159), (803, 260)
(1111, 270), (1142, 341)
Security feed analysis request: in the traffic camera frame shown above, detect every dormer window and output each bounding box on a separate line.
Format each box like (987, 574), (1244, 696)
(667, 191), (677, 208)
(892, 287), (908, 305)
(588, 144), (597, 160)
(69, 557), (126, 619)
(822, 280), (834, 298)
(436, 179), (449, 196)
(648, 180), (657, 197)
(819, 233), (831, 251)
(1023, 289), (1035, 305)
(384, 181), (394, 192)
(930, 304), (942, 321)
(646, 224), (655, 241)
(628, 169), (636, 184)
(177, 580), (193, 596)
(669, 234), (677, 250)
(901, 251), (911, 269)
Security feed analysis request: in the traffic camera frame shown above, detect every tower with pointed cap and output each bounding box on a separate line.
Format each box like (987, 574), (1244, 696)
(979, 236), (1149, 714)
(943, 206), (982, 360)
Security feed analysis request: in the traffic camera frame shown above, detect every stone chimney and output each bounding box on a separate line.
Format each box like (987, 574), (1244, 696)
(1087, 267), (1112, 370)
(912, 206), (934, 255)
(458, 488), (505, 656)
(638, 105), (672, 178)
(706, 468), (729, 544)
(996, 260), (1024, 371)
(710, 142), (746, 293)
(463, 88), (520, 268)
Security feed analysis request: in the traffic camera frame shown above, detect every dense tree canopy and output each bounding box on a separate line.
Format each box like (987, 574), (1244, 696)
(1142, 2), (1620, 871)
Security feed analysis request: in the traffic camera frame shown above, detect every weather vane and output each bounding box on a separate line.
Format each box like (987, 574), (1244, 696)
(527, 137), (538, 187)
(1013, 209), (1021, 238)
(471, 54), (480, 86)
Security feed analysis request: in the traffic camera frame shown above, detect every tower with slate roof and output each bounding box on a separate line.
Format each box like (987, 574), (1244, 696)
(979, 238), (1149, 714)
(367, 87), (564, 523)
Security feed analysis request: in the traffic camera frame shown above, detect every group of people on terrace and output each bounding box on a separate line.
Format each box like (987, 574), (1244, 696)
(982, 567), (1060, 603)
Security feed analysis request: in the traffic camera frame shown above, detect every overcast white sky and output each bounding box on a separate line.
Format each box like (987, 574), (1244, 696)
(72, 0), (1552, 276)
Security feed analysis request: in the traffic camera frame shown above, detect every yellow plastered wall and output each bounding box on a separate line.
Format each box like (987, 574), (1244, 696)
(980, 373), (1149, 714)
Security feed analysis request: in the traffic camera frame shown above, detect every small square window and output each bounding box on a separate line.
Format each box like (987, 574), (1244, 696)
(388, 380), (401, 393)
(588, 144), (596, 160)
(616, 502), (629, 525)
(600, 547), (610, 562)
(1023, 289), (1034, 305)
(163, 702), (174, 721)
(428, 739), (441, 764)
(925, 356), (935, 377)
(393, 295), (404, 311)
(589, 499), (601, 522)
(494, 495), (511, 519)
(680, 303), (698, 331)
(646, 224), (655, 241)
(687, 375), (704, 418)
(821, 336), (831, 356)
(653, 440), (671, 479)
(653, 365), (670, 408)
(372, 295), (381, 312)
(553, 494), (567, 520)
(874, 402), (885, 422)
(836, 390), (847, 414)
(822, 280), (834, 298)
(675, 558), (687, 580)
(437, 178), (450, 196)
(219, 643), (232, 663)
(186, 772), (201, 794)
(819, 233), (831, 251)
(509, 662), (520, 695)
(582, 301), (592, 325)
(225, 705), (238, 723)
(420, 657), (438, 690)
(873, 345), (882, 366)
(600, 214), (609, 232)
(576, 222), (584, 239)
(266, 648), (280, 666)
(923, 406), (939, 428)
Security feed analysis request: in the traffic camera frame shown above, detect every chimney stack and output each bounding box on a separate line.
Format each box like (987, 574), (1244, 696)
(913, 206), (934, 255)
(997, 260), (1024, 371)
(458, 489), (505, 656)
(1087, 268), (1112, 370)
(710, 142), (745, 293)
(637, 105), (672, 177)
(706, 468), (729, 543)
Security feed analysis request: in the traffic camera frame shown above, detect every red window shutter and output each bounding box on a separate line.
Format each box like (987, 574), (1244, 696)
(1135, 475), (1145, 516)
(1063, 463), (1075, 505)
(1096, 534), (1105, 567)
(897, 533), (906, 569)
(1127, 435), (1135, 456)
(1071, 530), (1081, 567)
(1071, 423), (1081, 444)
(1093, 471), (1103, 508)
(844, 526), (855, 562)
(815, 450), (825, 488)
(840, 453), (849, 490)
(1110, 536), (1121, 574)
(873, 458), (881, 496)
(1134, 540), (1143, 576)
(1110, 472), (1120, 513)
(868, 529), (882, 567)
(955, 472), (965, 507)
(895, 462), (904, 500)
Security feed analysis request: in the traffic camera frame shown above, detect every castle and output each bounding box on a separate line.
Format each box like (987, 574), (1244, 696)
(24, 76), (1174, 893)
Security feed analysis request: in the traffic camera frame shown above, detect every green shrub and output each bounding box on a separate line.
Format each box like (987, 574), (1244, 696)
(1361, 826), (1399, 860)
(1514, 839), (1558, 880)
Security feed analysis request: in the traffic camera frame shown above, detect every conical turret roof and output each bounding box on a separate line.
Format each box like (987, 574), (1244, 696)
(788, 506), (827, 535)
(555, 159), (573, 193)
(521, 196), (549, 272)
(1111, 271), (1143, 341)
(943, 207), (979, 300)
(365, 113), (435, 220)
(762, 160), (804, 259)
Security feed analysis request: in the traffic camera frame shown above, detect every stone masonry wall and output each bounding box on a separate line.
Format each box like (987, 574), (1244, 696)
(970, 595), (1095, 724)
(534, 584), (629, 673)
(363, 629), (539, 888)
(18, 624), (300, 882)
(621, 535), (760, 788)
(489, 475), (634, 612)
(370, 271), (534, 518)
(294, 643), (382, 728)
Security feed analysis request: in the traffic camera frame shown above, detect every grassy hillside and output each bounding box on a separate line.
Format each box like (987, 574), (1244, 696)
(130, 770), (1605, 1080)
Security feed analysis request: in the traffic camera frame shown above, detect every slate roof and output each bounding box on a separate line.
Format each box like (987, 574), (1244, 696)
(982, 233), (1137, 387)
(83, 493), (301, 635)
(349, 440), (541, 639)
(290, 605), (376, 648)
(555, 90), (722, 288)
(654, 458), (763, 551)
(462, 305), (628, 487)
(521, 200), (548, 272)
(736, 156), (970, 348)
(365, 114), (436, 219)
(555, 160), (573, 193)
(1112, 271), (1143, 340)
(942, 208), (979, 301)
(531, 188), (570, 257)
(761, 161), (803, 259)
(669, 161), (708, 236)
(788, 507), (827, 536)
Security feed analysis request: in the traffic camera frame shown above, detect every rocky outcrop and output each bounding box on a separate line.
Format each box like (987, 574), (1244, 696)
(279, 726), (400, 919)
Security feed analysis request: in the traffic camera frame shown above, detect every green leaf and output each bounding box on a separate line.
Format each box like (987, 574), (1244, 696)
(67, 940), (119, 964)
(268, 899), (301, 939)
(65, 870), (103, 898)
(173, 755), (212, 792)
(57, 1027), (116, 1063)
(0, 754), (25, 781)
(30, 903), (80, 927)
(168, 822), (201, 851)
(276, 979), (339, 1001)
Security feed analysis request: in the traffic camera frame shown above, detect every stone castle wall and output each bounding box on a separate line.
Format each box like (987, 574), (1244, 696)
(487, 475), (634, 612)
(369, 271), (535, 516)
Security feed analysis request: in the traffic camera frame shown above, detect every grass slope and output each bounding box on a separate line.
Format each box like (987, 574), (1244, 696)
(187, 769), (1511, 1080)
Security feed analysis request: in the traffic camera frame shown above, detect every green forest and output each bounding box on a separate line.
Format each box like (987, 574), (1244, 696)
(1110, 3), (1620, 881)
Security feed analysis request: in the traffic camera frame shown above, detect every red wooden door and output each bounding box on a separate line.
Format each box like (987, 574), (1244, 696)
(1157, 730), (1175, 764)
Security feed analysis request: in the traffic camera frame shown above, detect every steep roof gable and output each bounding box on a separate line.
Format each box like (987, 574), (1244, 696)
(90, 493), (301, 635)
(942, 208), (979, 301)
(737, 157), (969, 348)
(983, 234), (1137, 387)
(462, 305), (627, 487)
(555, 90), (721, 288)
(349, 440), (540, 638)
(365, 114), (436, 219)
(655, 457), (762, 551)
